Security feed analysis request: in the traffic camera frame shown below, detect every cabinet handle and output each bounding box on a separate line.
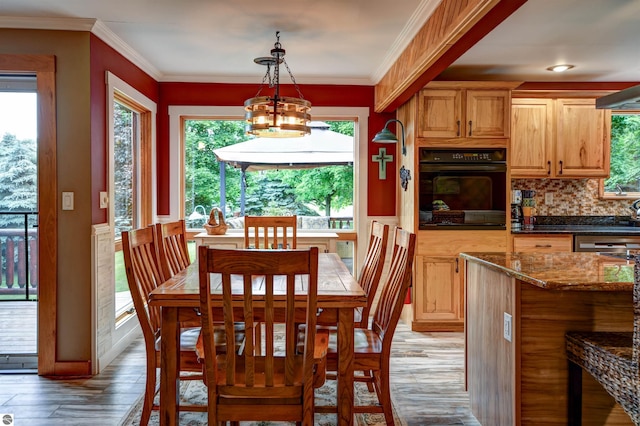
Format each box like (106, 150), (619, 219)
(456, 120), (461, 137)
(547, 161), (551, 175)
(535, 244), (552, 248)
(468, 120), (473, 137)
(558, 160), (563, 175)
(455, 257), (459, 273)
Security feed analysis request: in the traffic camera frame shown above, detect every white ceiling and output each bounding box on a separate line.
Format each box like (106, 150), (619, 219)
(1, 0), (639, 85)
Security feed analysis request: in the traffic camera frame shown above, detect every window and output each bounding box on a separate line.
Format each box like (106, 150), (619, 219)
(107, 72), (156, 324)
(601, 112), (640, 199)
(169, 106), (369, 272)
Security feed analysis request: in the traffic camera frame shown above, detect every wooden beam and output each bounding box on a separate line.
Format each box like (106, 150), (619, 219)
(374, 0), (528, 113)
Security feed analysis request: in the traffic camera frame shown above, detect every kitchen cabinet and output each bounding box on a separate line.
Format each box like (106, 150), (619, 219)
(512, 234), (573, 253)
(413, 230), (507, 331)
(511, 98), (611, 178)
(417, 82), (517, 144)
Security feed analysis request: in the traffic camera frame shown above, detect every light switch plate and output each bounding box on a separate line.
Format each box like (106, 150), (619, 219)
(545, 192), (554, 205)
(99, 191), (108, 209)
(62, 192), (74, 211)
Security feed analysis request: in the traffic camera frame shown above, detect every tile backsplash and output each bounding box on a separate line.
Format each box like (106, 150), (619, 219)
(512, 179), (634, 216)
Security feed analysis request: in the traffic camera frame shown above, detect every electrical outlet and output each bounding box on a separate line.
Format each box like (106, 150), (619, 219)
(545, 192), (554, 205)
(503, 312), (512, 342)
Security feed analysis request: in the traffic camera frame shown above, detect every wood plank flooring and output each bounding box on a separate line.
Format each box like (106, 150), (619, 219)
(0, 320), (480, 425)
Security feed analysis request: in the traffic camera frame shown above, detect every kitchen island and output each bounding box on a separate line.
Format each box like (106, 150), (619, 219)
(461, 252), (635, 426)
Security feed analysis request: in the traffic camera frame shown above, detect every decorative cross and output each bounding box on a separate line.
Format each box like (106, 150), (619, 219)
(372, 147), (393, 180)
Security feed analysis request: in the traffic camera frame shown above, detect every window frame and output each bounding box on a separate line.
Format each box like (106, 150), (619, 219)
(106, 72), (157, 328)
(168, 105), (370, 269)
(599, 109), (640, 200)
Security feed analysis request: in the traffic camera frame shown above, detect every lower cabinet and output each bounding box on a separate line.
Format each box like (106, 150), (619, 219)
(413, 230), (507, 332)
(414, 255), (462, 331)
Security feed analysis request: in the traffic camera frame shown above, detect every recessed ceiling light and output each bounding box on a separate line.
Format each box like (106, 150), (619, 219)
(546, 64), (575, 73)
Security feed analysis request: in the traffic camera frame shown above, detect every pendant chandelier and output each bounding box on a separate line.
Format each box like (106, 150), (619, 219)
(244, 31), (311, 138)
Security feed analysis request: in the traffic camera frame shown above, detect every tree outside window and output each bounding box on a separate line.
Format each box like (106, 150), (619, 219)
(603, 113), (640, 197)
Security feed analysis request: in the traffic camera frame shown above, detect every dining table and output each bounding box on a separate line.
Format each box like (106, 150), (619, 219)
(149, 252), (367, 426)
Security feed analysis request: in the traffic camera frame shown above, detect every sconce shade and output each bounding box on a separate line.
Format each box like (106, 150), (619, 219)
(372, 127), (399, 143)
(372, 119), (406, 155)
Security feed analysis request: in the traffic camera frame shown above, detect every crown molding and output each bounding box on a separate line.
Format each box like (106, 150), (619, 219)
(159, 73), (373, 86)
(371, 0), (442, 84)
(0, 15), (96, 31)
(0, 16), (162, 81)
(90, 20), (162, 80)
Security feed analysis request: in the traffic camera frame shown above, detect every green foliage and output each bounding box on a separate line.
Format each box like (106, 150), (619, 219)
(0, 133), (37, 226)
(605, 114), (640, 192)
(113, 103), (134, 236)
(184, 120), (246, 219)
(184, 119), (354, 220)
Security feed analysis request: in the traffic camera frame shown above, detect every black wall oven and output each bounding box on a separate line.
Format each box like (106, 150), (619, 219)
(419, 148), (507, 230)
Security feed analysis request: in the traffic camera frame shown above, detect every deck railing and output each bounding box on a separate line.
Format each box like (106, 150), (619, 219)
(0, 212), (38, 301)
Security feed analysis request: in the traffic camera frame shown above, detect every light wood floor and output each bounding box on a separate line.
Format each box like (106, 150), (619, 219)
(0, 320), (480, 425)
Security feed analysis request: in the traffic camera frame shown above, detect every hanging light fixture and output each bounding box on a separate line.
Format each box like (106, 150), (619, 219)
(244, 31), (311, 138)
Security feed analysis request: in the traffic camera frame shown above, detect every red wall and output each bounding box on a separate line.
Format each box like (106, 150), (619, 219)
(90, 34), (159, 224)
(158, 82), (396, 216)
(89, 39), (397, 222)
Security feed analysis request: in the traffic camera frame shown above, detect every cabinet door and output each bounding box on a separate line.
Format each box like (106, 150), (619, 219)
(555, 98), (611, 177)
(466, 90), (510, 138)
(414, 255), (461, 322)
(417, 89), (462, 138)
(510, 99), (554, 177)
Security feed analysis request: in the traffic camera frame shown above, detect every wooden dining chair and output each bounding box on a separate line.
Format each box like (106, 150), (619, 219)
(244, 215), (297, 249)
(122, 226), (204, 425)
(154, 219), (191, 279)
(196, 246), (329, 425)
(565, 256), (639, 425)
(313, 227), (416, 425)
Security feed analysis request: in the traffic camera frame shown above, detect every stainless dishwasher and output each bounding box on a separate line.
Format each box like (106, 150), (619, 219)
(574, 234), (640, 254)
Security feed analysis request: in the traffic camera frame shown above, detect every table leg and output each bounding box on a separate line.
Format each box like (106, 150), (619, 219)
(336, 307), (355, 425)
(159, 306), (180, 426)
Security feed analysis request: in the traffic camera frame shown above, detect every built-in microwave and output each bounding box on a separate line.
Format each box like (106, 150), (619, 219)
(419, 148), (507, 230)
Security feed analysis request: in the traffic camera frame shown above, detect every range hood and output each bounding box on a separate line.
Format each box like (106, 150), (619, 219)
(596, 84), (640, 109)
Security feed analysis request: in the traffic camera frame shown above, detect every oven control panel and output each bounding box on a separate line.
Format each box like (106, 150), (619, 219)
(420, 149), (506, 163)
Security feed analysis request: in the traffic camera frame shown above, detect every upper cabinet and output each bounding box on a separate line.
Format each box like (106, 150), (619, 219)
(417, 82), (519, 147)
(511, 97), (611, 178)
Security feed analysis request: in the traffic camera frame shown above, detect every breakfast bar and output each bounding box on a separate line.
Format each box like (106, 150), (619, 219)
(461, 252), (635, 426)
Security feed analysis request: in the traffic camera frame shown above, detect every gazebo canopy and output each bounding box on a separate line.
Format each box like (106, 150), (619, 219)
(213, 121), (354, 171)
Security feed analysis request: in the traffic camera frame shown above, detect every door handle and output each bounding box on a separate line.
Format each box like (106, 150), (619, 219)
(547, 160), (551, 175)
(558, 160), (563, 175)
(456, 120), (461, 137)
(468, 120), (473, 137)
(455, 257), (459, 273)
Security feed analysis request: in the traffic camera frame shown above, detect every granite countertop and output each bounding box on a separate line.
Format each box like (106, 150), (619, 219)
(460, 252), (636, 291)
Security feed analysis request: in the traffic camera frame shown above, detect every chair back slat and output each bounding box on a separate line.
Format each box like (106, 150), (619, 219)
(155, 220), (191, 278)
(357, 221), (389, 326)
(371, 227), (416, 346)
(198, 246), (319, 400)
(122, 227), (167, 341)
(244, 215), (297, 249)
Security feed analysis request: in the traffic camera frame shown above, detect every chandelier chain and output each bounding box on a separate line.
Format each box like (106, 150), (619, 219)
(283, 59), (305, 100)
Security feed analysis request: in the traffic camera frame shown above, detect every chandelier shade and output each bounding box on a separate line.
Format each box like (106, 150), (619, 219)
(245, 31), (311, 138)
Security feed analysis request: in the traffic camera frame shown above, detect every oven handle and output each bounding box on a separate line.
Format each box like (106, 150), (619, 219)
(419, 163), (507, 172)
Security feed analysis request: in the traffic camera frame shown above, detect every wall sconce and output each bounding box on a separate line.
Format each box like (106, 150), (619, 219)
(372, 119), (406, 156)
